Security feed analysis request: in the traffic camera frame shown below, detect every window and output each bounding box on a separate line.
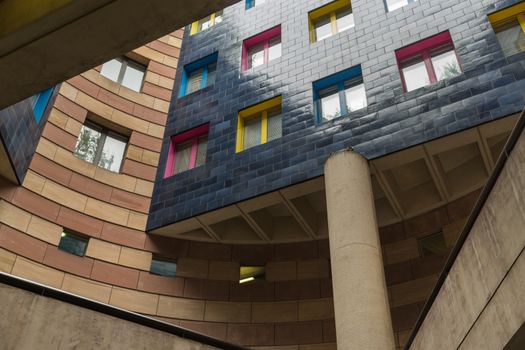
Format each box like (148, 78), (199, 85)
(74, 121), (128, 173)
(58, 231), (88, 257)
(309, 0), (354, 43)
(100, 57), (146, 92)
(313, 65), (367, 123)
(150, 256), (178, 277)
(242, 26), (281, 71)
(179, 52), (218, 97)
(246, 0), (265, 10)
(418, 232), (447, 257)
(30, 87), (54, 123)
(190, 10), (224, 35)
(396, 31), (462, 93)
(488, 3), (525, 57)
(239, 266), (265, 284)
(385, 0), (417, 12)
(236, 96), (282, 152)
(164, 124), (209, 178)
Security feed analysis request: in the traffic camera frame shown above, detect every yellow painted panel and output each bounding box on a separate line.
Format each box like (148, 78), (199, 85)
(309, 0), (350, 21)
(488, 2), (525, 25)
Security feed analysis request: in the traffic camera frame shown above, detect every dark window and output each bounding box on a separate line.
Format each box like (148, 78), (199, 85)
(150, 256), (178, 277)
(58, 232), (88, 257)
(240, 266), (265, 284)
(418, 232), (447, 257)
(74, 121), (128, 173)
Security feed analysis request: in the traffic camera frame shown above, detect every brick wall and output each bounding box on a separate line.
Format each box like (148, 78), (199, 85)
(149, 0), (525, 230)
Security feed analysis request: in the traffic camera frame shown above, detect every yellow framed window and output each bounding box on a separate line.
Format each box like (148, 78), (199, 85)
(309, 0), (354, 43)
(236, 96), (282, 152)
(190, 10), (224, 35)
(488, 3), (525, 57)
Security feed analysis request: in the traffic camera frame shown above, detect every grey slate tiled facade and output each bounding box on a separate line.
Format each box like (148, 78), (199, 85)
(147, 0), (525, 230)
(0, 88), (58, 184)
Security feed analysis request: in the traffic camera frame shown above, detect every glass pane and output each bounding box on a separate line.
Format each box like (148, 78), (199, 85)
(495, 20), (525, 57)
(198, 15), (212, 32)
(174, 140), (192, 174)
(121, 63), (145, 92)
(195, 136), (208, 167)
(58, 232), (88, 257)
(254, 0), (266, 6)
(206, 63), (217, 87)
(100, 59), (123, 82)
(418, 232), (447, 257)
(268, 37), (282, 62)
(402, 60), (430, 92)
(215, 11), (223, 24)
(386, 0), (410, 12)
(267, 107), (282, 141)
(432, 50), (461, 81)
(74, 124), (102, 164)
(336, 8), (354, 33)
(345, 83), (367, 112)
(243, 115), (262, 149)
(186, 68), (203, 94)
(248, 43), (265, 69)
(320, 91), (341, 121)
(315, 16), (332, 42)
(150, 258), (177, 277)
(98, 134), (127, 172)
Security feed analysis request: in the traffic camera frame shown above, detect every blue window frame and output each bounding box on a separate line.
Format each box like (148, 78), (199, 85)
(313, 65), (367, 124)
(31, 87), (54, 123)
(179, 52), (218, 97)
(246, 0), (265, 10)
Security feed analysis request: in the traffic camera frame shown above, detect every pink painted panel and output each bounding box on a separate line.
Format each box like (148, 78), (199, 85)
(242, 25), (281, 71)
(395, 31), (453, 62)
(164, 123), (210, 178)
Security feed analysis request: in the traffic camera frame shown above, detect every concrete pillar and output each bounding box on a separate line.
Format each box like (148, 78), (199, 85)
(324, 149), (395, 350)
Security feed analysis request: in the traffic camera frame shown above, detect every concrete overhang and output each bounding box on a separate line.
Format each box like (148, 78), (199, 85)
(0, 0), (239, 109)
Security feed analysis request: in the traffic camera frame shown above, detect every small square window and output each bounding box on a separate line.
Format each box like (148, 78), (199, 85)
(236, 96), (282, 152)
(100, 57), (146, 92)
(239, 266), (265, 284)
(58, 231), (88, 257)
(418, 232), (447, 257)
(246, 0), (265, 10)
(180, 53), (218, 97)
(385, 0), (418, 12)
(242, 26), (281, 71)
(309, 0), (354, 43)
(489, 4), (525, 57)
(396, 31), (462, 93)
(74, 121), (128, 173)
(164, 124), (210, 178)
(313, 65), (367, 123)
(150, 256), (178, 277)
(190, 10), (224, 35)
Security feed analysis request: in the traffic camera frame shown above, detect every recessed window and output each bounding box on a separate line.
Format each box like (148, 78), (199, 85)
(418, 232), (447, 257)
(385, 0), (418, 12)
(164, 124), (209, 178)
(239, 266), (265, 284)
(180, 52), (218, 97)
(74, 121), (128, 173)
(58, 231), (88, 257)
(309, 0), (354, 43)
(150, 256), (178, 277)
(313, 65), (367, 123)
(236, 96), (282, 152)
(396, 31), (462, 93)
(488, 3), (525, 57)
(100, 57), (146, 92)
(246, 0), (265, 10)
(190, 10), (223, 35)
(242, 26), (281, 71)
(30, 87), (54, 124)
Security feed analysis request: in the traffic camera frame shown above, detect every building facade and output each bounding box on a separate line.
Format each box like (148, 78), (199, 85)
(0, 0), (524, 349)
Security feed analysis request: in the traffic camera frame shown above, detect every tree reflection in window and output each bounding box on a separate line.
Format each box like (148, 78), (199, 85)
(74, 122), (127, 173)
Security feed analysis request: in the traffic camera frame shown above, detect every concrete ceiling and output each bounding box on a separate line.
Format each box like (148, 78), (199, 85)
(149, 115), (519, 244)
(0, 0), (239, 109)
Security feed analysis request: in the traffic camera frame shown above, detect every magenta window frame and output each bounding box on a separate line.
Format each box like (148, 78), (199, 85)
(164, 123), (210, 178)
(395, 31), (461, 92)
(242, 25), (281, 71)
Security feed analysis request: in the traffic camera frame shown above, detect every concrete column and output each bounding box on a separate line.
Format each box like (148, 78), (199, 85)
(324, 149), (395, 350)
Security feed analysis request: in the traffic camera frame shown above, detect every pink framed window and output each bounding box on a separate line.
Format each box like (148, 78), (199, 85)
(396, 31), (462, 92)
(242, 26), (281, 71)
(164, 124), (209, 178)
